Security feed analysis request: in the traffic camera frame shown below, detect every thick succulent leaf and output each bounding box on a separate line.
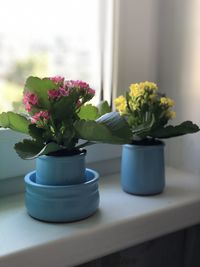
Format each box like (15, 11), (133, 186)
(53, 93), (77, 120)
(97, 101), (111, 116)
(24, 76), (57, 109)
(75, 112), (132, 144)
(0, 112), (30, 134)
(78, 104), (99, 120)
(96, 112), (132, 141)
(149, 121), (199, 139)
(15, 139), (43, 159)
(132, 114), (155, 139)
(14, 140), (62, 160)
(28, 124), (45, 143)
(74, 120), (127, 144)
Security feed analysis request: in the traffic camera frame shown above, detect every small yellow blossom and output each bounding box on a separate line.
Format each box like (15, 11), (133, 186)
(139, 81), (158, 91)
(114, 95), (127, 113)
(129, 100), (139, 111)
(129, 83), (144, 98)
(160, 97), (175, 107)
(129, 81), (158, 98)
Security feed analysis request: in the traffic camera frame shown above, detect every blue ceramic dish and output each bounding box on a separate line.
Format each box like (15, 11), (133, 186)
(24, 168), (100, 222)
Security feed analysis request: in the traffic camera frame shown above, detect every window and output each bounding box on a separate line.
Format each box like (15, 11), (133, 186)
(0, 0), (116, 181)
(0, 0), (114, 113)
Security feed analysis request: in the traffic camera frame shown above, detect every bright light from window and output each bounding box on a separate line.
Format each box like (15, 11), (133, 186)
(0, 0), (101, 112)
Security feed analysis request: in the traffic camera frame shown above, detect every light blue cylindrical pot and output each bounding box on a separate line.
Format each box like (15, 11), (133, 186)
(36, 152), (86, 185)
(121, 142), (165, 196)
(25, 169), (100, 222)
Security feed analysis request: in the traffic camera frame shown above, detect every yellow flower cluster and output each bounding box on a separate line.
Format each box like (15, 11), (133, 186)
(114, 95), (127, 114)
(113, 81), (198, 141)
(160, 97), (175, 107)
(129, 81), (158, 97)
(114, 81), (176, 123)
(129, 83), (144, 98)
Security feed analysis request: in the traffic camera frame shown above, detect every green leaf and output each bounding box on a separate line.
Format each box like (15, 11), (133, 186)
(15, 140), (62, 159)
(96, 112), (132, 141)
(75, 112), (132, 144)
(0, 112), (30, 134)
(24, 76), (57, 109)
(132, 113), (155, 139)
(61, 126), (78, 149)
(97, 101), (111, 116)
(149, 121), (200, 139)
(74, 120), (124, 144)
(15, 139), (43, 159)
(53, 92), (77, 120)
(78, 104), (99, 120)
(28, 124), (45, 143)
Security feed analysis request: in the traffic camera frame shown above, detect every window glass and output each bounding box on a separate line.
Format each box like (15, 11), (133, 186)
(0, 0), (101, 112)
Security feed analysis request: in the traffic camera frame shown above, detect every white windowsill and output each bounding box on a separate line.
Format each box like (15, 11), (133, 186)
(0, 167), (200, 267)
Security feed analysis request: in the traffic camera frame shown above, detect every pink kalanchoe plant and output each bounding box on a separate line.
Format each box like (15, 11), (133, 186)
(0, 76), (131, 159)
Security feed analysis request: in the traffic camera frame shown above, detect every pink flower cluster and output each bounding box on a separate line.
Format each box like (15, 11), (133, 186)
(65, 80), (88, 89)
(23, 77), (95, 118)
(48, 87), (69, 100)
(49, 76), (64, 84)
(48, 78), (95, 100)
(23, 91), (38, 112)
(31, 110), (51, 124)
(65, 80), (95, 96)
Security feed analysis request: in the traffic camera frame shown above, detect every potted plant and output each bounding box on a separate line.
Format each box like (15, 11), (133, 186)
(114, 81), (199, 196)
(0, 76), (131, 222)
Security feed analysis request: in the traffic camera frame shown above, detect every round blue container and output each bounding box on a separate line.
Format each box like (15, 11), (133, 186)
(24, 168), (100, 222)
(121, 143), (165, 196)
(36, 152), (86, 186)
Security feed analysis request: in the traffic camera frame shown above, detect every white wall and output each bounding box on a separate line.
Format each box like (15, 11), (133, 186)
(157, 0), (200, 175)
(116, 0), (200, 175)
(115, 0), (159, 96)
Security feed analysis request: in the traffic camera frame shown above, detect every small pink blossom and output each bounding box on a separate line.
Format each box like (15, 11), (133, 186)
(77, 80), (89, 89)
(64, 80), (77, 88)
(48, 87), (69, 99)
(87, 88), (95, 95)
(31, 111), (51, 124)
(31, 112), (41, 124)
(65, 80), (89, 89)
(23, 91), (38, 112)
(59, 87), (69, 97)
(40, 110), (51, 120)
(48, 89), (60, 99)
(50, 76), (64, 84)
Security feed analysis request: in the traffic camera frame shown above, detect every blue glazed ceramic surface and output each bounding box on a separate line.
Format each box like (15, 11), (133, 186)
(24, 168), (100, 222)
(121, 143), (165, 196)
(36, 152), (86, 186)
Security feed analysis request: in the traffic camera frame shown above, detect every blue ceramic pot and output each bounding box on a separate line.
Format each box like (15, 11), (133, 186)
(121, 142), (165, 196)
(36, 152), (86, 186)
(24, 168), (100, 222)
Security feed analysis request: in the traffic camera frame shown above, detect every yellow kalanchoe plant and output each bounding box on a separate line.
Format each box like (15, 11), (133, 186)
(115, 81), (199, 143)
